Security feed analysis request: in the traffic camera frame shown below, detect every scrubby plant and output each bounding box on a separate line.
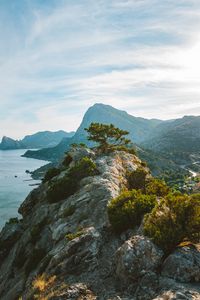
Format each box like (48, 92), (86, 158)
(108, 189), (156, 233)
(6, 217), (19, 225)
(66, 230), (84, 241)
(127, 168), (148, 192)
(62, 153), (73, 167)
(47, 157), (98, 203)
(146, 178), (170, 197)
(143, 193), (200, 253)
(32, 273), (56, 293)
(85, 123), (131, 153)
(43, 167), (61, 183)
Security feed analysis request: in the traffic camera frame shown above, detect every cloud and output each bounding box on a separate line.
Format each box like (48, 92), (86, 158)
(0, 0), (200, 138)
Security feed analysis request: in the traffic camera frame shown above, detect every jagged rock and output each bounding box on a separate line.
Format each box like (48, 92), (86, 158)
(48, 227), (101, 276)
(161, 244), (200, 283)
(153, 290), (200, 300)
(115, 235), (163, 282)
(53, 283), (97, 299)
(1, 149), (199, 300)
(0, 220), (23, 261)
(134, 271), (159, 300)
(69, 146), (95, 163)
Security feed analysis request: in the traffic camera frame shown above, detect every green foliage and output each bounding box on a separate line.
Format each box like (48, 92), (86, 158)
(62, 205), (76, 218)
(6, 217), (19, 225)
(62, 154), (73, 167)
(143, 193), (200, 253)
(127, 168), (148, 192)
(115, 145), (136, 155)
(146, 178), (170, 197)
(66, 230), (84, 241)
(43, 167), (61, 183)
(108, 189), (156, 233)
(47, 157), (97, 203)
(46, 176), (77, 203)
(85, 122), (131, 153)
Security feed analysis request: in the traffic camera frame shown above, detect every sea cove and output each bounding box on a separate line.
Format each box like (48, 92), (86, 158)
(0, 149), (47, 229)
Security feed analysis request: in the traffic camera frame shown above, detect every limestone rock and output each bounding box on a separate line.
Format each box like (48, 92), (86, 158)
(115, 235), (163, 282)
(161, 244), (200, 283)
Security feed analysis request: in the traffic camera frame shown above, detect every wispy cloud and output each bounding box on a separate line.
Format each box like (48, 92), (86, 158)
(0, 0), (200, 138)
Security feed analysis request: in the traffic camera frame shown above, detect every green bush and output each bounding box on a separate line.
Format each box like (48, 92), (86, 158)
(108, 189), (156, 233)
(127, 168), (148, 192)
(47, 176), (77, 203)
(47, 157), (98, 203)
(143, 193), (200, 253)
(43, 167), (61, 183)
(66, 230), (84, 241)
(62, 154), (73, 167)
(146, 178), (170, 197)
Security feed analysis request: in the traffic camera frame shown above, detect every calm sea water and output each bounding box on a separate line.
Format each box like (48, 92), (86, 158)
(0, 149), (47, 229)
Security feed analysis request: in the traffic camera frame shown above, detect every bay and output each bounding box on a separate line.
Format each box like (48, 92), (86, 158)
(0, 149), (47, 229)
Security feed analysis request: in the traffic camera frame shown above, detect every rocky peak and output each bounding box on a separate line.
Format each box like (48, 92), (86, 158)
(0, 148), (199, 300)
(0, 136), (25, 150)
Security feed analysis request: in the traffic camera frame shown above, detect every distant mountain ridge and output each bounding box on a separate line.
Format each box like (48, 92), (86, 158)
(0, 130), (75, 150)
(23, 103), (200, 178)
(23, 103), (164, 161)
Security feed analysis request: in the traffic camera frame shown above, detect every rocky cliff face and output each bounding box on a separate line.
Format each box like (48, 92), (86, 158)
(0, 136), (25, 150)
(0, 149), (199, 300)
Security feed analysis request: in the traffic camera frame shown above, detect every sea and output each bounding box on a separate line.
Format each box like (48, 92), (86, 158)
(0, 149), (47, 229)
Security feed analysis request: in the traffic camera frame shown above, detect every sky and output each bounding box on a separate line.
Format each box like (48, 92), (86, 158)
(0, 0), (200, 139)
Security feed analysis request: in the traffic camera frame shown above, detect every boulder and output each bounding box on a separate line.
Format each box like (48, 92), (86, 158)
(161, 244), (200, 283)
(115, 235), (163, 282)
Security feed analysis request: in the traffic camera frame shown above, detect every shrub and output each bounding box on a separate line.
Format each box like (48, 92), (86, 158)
(143, 193), (200, 253)
(43, 167), (61, 183)
(62, 154), (73, 167)
(66, 230), (84, 241)
(69, 157), (98, 180)
(146, 178), (170, 197)
(47, 157), (98, 203)
(127, 168), (148, 192)
(115, 145), (136, 155)
(47, 176), (77, 203)
(6, 217), (19, 225)
(108, 189), (156, 233)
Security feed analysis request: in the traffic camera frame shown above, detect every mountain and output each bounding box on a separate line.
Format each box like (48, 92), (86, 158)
(23, 103), (200, 180)
(0, 147), (199, 299)
(23, 103), (163, 161)
(141, 115), (200, 168)
(141, 115), (200, 153)
(0, 136), (25, 150)
(22, 130), (74, 148)
(0, 130), (75, 150)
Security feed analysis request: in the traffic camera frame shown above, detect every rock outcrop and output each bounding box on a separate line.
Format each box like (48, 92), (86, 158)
(0, 148), (199, 300)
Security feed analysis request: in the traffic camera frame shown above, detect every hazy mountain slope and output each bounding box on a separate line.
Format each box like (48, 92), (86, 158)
(142, 116), (200, 153)
(0, 130), (75, 150)
(23, 103), (163, 161)
(0, 136), (25, 150)
(22, 130), (74, 148)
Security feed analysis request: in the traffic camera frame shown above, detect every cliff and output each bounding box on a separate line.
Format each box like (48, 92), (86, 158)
(0, 136), (25, 150)
(0, 148), (199, 300)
